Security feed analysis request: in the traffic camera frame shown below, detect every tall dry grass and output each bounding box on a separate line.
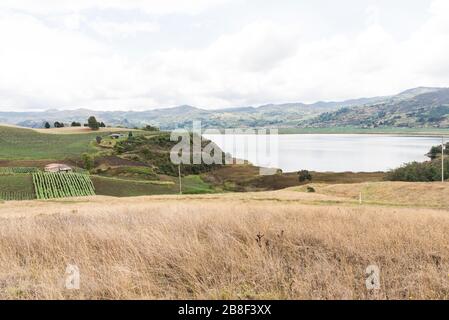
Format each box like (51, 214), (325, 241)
(0, 193), (448, 299)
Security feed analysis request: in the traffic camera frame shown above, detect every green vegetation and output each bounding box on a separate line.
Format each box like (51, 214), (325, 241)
(0, 167), (38, 174)
(114, 133), (223, 176)
(298, 170), (312, 182)
(32, 172), (95, 199)
(386, 159), (449, 182)
(82, 153), (95, 170)
(92, 175), (213, 197)
(0, 174), (36, 201)
(0, 175), (34, 193)
(0, 126), (101, 160)
(87, 116), (100, 130)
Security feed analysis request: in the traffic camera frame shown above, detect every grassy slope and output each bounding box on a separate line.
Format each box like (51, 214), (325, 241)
(0, 125), (142, 160)
(0, 126), (99, 160)
(0, 183), (448, 299)
(92, 175), (213, 196)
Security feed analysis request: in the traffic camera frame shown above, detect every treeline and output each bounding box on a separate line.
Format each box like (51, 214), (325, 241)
(43, 116), (106, 130)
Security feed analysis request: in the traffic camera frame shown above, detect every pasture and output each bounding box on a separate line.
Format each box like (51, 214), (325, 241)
(0, 183), (447, 299)
(0, 126), (99, 160)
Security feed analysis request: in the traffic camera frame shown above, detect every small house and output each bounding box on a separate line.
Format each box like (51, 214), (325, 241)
(44, 164), (72, 173)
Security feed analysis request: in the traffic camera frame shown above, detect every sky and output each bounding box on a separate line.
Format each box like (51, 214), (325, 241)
(0, 0), (448, 111)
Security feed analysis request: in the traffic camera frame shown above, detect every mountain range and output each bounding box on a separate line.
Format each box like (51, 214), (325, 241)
(0, 87), (448, 130)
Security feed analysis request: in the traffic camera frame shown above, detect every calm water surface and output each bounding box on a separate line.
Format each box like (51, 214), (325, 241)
(203, 134), (443, 172)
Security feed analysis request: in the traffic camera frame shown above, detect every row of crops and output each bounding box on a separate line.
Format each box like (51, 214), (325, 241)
(0, 192), (36, 201)
(32, 172), (96, 199)
(0, 167), (39, 175)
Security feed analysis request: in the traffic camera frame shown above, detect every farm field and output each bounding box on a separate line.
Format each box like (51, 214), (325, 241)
(0, 175), (35, 200)
(91, 174), (214, 196)
(0, 125), (137, 160)
(0, 182), (448, 299)
(33, 172), (95, 199)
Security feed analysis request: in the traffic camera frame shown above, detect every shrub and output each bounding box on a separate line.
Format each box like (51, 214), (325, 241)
(298, 170), (312, 182)
(386, 159), (449, 182)
(82, 153), (95, 170)
(306, 186), (316, 193)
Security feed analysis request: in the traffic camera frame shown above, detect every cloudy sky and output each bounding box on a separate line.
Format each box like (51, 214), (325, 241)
(0, 0), (448, 111)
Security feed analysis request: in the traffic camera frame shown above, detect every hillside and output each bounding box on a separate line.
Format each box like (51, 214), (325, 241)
(0, 182), (448, 299)
(2, 87), (449, 130)
(304, 87), (449, 129)
(0, 96), (388, 130)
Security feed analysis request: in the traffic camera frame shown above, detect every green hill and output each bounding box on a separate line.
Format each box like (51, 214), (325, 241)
(0, 126), (101, 160)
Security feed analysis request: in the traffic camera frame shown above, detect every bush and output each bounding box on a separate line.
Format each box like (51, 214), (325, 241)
(82, 153), (95, 170)
(306, 186), (315, 193)
(298, 170), (312, 182)
(386, 159), (449, 182)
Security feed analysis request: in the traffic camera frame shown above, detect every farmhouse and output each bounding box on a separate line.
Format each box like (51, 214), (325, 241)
(44, 163), (72, 173)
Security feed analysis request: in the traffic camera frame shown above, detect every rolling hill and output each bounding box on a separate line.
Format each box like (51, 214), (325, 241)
(1, 87), (448, 130)
(304, 87), (449, 129)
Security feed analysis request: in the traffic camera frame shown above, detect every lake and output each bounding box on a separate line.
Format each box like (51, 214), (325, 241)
(203, 134), (444, 172)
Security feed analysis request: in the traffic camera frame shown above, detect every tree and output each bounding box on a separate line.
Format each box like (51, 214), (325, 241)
(96, 136), (102, 144)
(100, 122), (106, 127)
(44, 122), (50, 129)
(128, 131), (133, 139)
(71, 121), (81, 127)
(87, 116), (100, 131)
(298, 170), (312, 182)
(54, 121), (64, 128)
(81, 153), (94, 170)
(143, 125), (160, 132)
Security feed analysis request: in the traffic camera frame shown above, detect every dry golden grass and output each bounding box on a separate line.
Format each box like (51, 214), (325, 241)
(294, 181), (449, 208)
(0, 184), (448, 300)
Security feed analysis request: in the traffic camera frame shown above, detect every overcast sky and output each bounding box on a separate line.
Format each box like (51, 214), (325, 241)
(0, 0), (448, 111)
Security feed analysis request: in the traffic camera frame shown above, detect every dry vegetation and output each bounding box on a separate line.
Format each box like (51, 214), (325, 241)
(0, 182), (448, 300)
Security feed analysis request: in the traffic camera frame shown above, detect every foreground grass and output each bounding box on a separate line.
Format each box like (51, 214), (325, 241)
(0, 186), (448, 299)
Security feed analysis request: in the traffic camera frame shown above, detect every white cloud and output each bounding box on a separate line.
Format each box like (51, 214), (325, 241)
(0, 0), (449, 111)
(90, 20), (160, 38)
(0, 0), (230, 15)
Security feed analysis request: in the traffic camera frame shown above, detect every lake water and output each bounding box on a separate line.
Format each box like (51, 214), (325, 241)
(203, 134), (443, 172)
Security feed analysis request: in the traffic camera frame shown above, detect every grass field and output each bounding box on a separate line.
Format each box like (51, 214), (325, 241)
(0, 126), (99, 160)
(0, 182), (448, 299)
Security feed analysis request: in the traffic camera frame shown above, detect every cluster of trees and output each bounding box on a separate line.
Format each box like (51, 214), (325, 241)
(386, 143), (449, 182)
(427, 143), (449, 160)
(44, 116), (106, 130)
(142, 125), (160, 132)
(386, 159), (449, 182)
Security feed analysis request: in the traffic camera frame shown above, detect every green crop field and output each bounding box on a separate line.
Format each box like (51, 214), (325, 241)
(0, 167), (39, 175)
(32, 172), (95, 199)
(0, 175), (36, 200)
(0, 126), (103, 160)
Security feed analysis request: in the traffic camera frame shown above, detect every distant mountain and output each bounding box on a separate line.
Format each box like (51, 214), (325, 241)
(303, 87), (449, 129)
(1, 87), (448, 129)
